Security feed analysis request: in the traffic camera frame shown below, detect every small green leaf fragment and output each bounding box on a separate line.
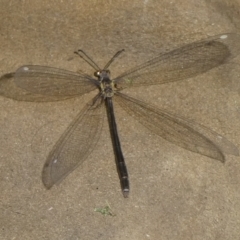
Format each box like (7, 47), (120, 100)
(94, 202), (115, 216)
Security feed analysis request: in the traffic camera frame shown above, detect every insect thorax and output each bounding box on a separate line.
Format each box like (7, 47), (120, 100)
(97, 70), (115, 98)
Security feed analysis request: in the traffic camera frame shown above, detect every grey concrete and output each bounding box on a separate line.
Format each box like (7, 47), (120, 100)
(1, 0), (240, 239)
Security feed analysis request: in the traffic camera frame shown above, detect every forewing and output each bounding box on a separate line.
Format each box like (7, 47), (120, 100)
(42, 94), (104, 189)
(0, 73), (77, 101)
(114, 33), (240, 89)
(14, 65), (98, 99)
(115, 92), (239, 161)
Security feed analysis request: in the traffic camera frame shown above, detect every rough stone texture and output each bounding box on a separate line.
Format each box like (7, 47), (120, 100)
(1, 0), (240, 239)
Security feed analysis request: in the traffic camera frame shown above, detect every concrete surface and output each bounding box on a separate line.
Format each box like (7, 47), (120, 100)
(1, 0), (240, 239)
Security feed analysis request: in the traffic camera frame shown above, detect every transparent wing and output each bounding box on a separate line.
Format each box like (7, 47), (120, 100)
(0, 73), (79, 101)
(115, 92), (239, 161)
(114, 33), (240, 89)
(42, 94), (104, 188)
(14, 65), (98, 99)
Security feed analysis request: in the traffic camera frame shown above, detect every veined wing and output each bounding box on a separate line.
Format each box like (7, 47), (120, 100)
(14, 65), (98, 99)
(0, 73), (80, 101)
(114, 33), (240, 89)
(42, 94), (104, 188)
(115, 92), (239, 161)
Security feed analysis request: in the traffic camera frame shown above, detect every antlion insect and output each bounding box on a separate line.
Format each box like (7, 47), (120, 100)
(0, 33), (239, 197)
